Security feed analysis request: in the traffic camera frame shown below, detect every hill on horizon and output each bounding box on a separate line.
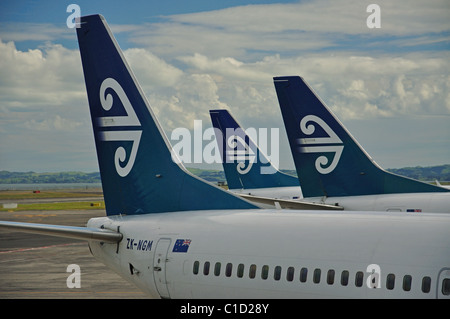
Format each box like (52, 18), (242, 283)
(1, 164), (449, 185)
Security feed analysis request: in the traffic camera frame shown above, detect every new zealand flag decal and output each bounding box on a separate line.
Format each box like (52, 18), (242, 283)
(172, 239), (192, 253)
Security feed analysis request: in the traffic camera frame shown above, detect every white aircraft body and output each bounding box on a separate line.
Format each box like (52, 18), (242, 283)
(304, 192), (450, 212)
(273, 76), (450, 214)
(0, 15), (449, 300)
(87, 210), (450, 299)
(210, 106), (450, 213)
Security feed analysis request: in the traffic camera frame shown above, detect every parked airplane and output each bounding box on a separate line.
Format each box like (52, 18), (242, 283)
(274, 76), (450, 213)
(210, 105), (449, 213)
(1, 15), (449, 299)
(209, 109), (300, 196)
(209, 109), (342, 210)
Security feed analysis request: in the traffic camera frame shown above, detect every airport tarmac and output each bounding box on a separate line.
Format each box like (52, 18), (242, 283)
(0, 209), (148, 299)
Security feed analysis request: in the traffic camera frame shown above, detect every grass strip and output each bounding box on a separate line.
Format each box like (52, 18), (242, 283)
(0, 190), (103, 201)
(0, 201), (105, 212)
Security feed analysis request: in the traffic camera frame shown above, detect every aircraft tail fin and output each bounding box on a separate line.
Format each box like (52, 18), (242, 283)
(209, 109), (299, 190)
(274, 76), (449, 197)
(76, 15), (257, 216)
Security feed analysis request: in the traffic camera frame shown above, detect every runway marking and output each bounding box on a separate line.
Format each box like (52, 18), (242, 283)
(0, 291), (146, 295)
(0, 242), (84, 254)
(14, 214), (57, 218)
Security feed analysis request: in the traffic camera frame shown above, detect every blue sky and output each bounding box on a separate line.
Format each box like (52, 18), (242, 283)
(0, 0), (449, 173)
(0, 0), (298, 50)
(1, 0), (292, 23)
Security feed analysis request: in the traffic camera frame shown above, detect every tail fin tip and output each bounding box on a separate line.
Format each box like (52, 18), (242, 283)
(76, 15), (258, 216)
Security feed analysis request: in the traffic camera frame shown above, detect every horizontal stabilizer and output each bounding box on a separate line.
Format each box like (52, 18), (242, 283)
(0, 221), (122, 243)
(237, 194), (343, 210)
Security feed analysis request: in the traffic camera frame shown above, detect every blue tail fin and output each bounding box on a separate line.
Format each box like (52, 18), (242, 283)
(76, 15), (257, 216)
(209, 109), (299, 190)
(274, 76), (449, 198)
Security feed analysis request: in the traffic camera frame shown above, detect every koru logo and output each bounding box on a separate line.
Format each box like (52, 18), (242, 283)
(96, 78), (142, 177)
(298, 115), (343, 174)
(226, 135), (255, 175)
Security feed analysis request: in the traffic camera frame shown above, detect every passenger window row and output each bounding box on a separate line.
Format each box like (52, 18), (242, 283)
(192, 261), (435, 294)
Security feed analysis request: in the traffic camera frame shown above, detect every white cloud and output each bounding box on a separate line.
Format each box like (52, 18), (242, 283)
(0, 0), (449, 171)
(169, 0), (449, 35)
(147, 73), (231, 130)
(179, 53), (270, 82)
(0, 39), (84, 110)
(124, 48), (183, 87)
(24, 115), (83, 131)
(176, 52), (450, 121)
(0, 38), (93, 171)
(126, 0), (449, 60)
(0, 23), (73, 43)
(2, 37), (448, 171)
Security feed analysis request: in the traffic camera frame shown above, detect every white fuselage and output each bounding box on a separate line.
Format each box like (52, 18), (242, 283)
(307, 192), (450, 213)
(232, 187), (450, 213)
(87, 209), (450, 299)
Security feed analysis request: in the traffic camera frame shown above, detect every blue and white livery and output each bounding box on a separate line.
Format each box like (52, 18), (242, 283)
(0, 16), (449, 299)
(274, 76), (450, 213)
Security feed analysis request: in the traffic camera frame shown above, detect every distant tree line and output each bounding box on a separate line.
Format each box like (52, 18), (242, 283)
(386, 164), (450, 182)
(0, 171), (101, 184)
(1, 164), (449, 184)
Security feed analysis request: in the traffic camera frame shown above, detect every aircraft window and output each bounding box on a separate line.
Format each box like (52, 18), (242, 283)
(193, 261), (199, 275)
(313, 268), (321, 284)
(274, 266), (282, 281)
(249, 264), (257, 279)
(386, 273), (395, 290)
(341, 270), (349, 286)
(355, 271), (364, 287)
(403, 275), (412, 291)
(421, 276), (431, 293)
(327, 270), (335, 285)
(214, 262), (221, 276)
(261, 265), (269, 280)
(203, 261), (210, 276)
(300, 268), (308, 283)
(237, 264), (245, 278)
(226, 263), (233, 277)
(442, 279), (450, 296)
(287, 267), (295, 282)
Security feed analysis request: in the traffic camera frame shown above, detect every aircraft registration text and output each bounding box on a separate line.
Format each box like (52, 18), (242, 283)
(126, 238), (153, 251)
